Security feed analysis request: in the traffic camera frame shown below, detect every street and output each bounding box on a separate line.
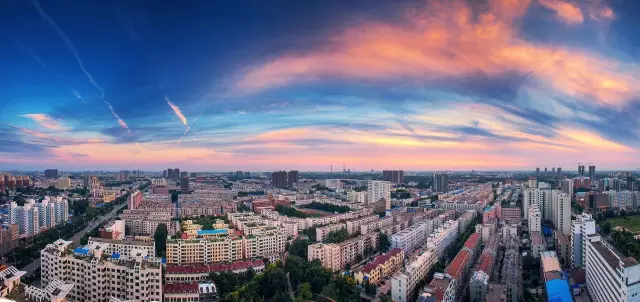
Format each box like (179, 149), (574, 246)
(20, 201), (128, 278)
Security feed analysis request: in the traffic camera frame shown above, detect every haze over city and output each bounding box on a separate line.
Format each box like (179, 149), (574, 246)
(3, 0), (640, 171)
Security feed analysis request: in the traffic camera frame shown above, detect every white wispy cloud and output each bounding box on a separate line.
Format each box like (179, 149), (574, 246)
(166, 97), (188, 126)
(20, 113), (67, 131)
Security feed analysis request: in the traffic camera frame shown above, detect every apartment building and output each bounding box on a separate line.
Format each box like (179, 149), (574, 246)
(87, 237), (155, 257)
(41, 239), (162, 302)
(528, 207), (541, 233)
(360, 216), (394, 235)
(308, 233), (378, 271)
(585, 234), (640, 302)
(120, 208), (174, 235)
(391, 248), (437, 302)
(500, 206), (521, 224)
(355, 248), (404, 285)
(164, 282), (218, 302)
(571, 213), (596, 268)
(469, 234), (500, 302)
(178, 201), (237, 217)
(367, 180), (391, 209)
(346, 215), (378, 234)
(26, 279), (74, 302)
(501, 237), (522, 302)
(316, 223), (347, 242)
(456, 211), (476, 235)
(551, 190), (571, 236)
(10, 197), (68, 237)
(426, 220), (459, 258)
(165, 260), (265, 283)
(166, 237), (244, 265)
(99, 220), (125, 240)
(391, 218), (441, 252)
(523, 188), (552, 220)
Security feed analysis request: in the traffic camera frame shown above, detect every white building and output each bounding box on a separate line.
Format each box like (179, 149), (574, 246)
(391, 248), (437, 302)
(41, 239), (163, 302)
(571, 213), (596, 268)
(551, 190), (571, 236)
(9, 201), (39, 236)
(528, 207), (541, 233)
(367, 180), (391, 209)
(87, 237), (155, 257)
(523, 189), (551, 220)
(426, 220), (459, 258)
(325, 179), (342, 190)
(347, 191), (367, 203)
(391, 218), (441, 252)
(585, 234), (640, 302)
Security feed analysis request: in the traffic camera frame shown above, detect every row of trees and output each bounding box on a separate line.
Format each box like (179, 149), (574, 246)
(324, 228), (351, 243)
(301, 202), (350, 213)
(275, 205), (315, 218)
(391, 189), (411, 199)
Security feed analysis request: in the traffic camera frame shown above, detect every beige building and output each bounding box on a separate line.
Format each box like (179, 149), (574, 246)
(316, 223), (346, 242)
(41, 239), (162, 302)
(308, 232), (378, 271)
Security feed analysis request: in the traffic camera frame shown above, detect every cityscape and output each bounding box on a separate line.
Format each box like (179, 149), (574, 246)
(2, 0), (640, 302)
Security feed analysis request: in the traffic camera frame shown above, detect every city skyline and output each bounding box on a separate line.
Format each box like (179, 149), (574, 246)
(3, 0), (640, 171)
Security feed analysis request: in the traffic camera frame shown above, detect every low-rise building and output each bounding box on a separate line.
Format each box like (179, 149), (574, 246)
(554, 231), (570, 265)
(164, 282), (218, 302)
(316, 223), (346, 242)
(531, 231), (545, 258)
(354, 248), (404, 285)
(87, 237), (155, 257)
(165, 260), (265, 283)
(308, 233), (378, 271)
(391, 248), (437, 302)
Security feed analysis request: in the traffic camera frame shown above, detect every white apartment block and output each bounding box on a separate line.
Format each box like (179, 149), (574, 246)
(41, 239), (162, 302)
(528, 207), (541, 233)
(346, 215), (378, 234)
(316, 223), (347, 242)
(523, 188), (552, 221)
(347, 191), (367, 203)
(426, 220), (459, 258)
(87, 237), (156, 257)
(9, 201), (39, 236)
(391, 218), (441, 252)
(308, 233), (378, 271)
(166, 231), (285, 265)
(571, 213), (596, 269)
(585, 234), (640, 302)
(551, 190), (571, 236)
(604, 190), (640, 210)
(367, 180), (391, 209)
(361, 216), (394, 235)
(391, 248), (437, 302)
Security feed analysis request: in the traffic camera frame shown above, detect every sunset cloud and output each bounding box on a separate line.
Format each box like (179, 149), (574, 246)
(539, 0), (584, 24)
(166, 97), (188, 126)
(20, 114), (67, 131)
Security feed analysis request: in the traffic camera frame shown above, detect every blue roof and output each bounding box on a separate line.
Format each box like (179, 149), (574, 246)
(197, 229), (228, 235)
(546, 280), (572, 302)
(73, 247), (90, 255)
(111, 252), (121, 259)
(543, 227), (553, 236)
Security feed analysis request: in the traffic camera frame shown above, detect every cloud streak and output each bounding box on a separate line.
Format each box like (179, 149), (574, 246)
(166, 97), (188, 126)
(539, 0), (584, 24)
(20, 114), (67, 131)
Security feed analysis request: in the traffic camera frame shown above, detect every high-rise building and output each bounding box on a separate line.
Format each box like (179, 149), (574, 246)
(560, 179), (574, 199)
(523, 189), (552, 220)
(271, 171), (288, 188)
(181, 177), (190, 193)
(44, 169), (59, 178)
(163, 170), (168, 178)
(570, 213), (595, 268)
(588, 165), (596, 179)
(41, 239), (163, 302)
(433, 173), (449, 193)
(552, 168), (555, 175)
(367, 180), (391, 210)
(236, 171), (243, 180)
(578, 165), (585, 176)
(626, 172), (636, 191)
(544, 167), (548, 175)
(287, 170), (299, 187)
(536, 167), (540, 176)
(551, 190), (571, 236)
(383, 170), (404, 184)
(528, 208), (541, 233)
(557, 167), (562, 175)
(174, 168), (180, 179)
(585, 234), (640, 302)
(129, 190), (143, 210)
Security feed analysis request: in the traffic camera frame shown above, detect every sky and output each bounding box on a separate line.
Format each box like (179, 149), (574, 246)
(1, 0), (640, 172)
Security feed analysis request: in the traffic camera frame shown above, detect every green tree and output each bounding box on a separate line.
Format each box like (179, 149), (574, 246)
(289, 239), (310, 258)
(602, 222), (612, 235)
(325, 228), (350, 243)
(378, 232), (391, 253)
(380, 295), (393, 302)
(171, 191), (179, 203)
(295, 282), (313, 301)
(154, 223), (168, 257)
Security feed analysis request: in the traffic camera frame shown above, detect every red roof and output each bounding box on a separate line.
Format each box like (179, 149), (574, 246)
(359, 248), (403, 274)
(164, 282), (199, 294)
(463, 233), (480, 251)
(166, 259), (264, 274)
(445, 250), (470, 279)
(477, 253), (494, 274)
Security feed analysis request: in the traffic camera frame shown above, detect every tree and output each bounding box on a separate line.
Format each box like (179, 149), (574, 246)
(602, 222), (612, 235)
(154, 223), (168, 257)
(378, 232), (391, 253)
(296, 282), (313, 301)
(325, 228), (350, 243)
(171, 191), (179, 203)
(289, 239), (310, 258)
(380, 295), (393, 302)
(364, 280), (377, 296)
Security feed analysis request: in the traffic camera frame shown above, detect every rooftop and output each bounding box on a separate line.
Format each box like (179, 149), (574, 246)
(555, 232), (569, 245)
(359, 248), (403, 274)
(531, 232), (544, 245)
(164, 282), (199, 294)
(166, 259), (265, 274)
(446, 250), (470, 279)
(545, 279), (572, 302)
(477, 253), (494, 274)
(463, 233), (480, 250)
(88, 237), (154, 246)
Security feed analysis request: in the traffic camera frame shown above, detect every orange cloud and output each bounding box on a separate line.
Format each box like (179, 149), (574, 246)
(539, 0), (584, 24)
(234, 0), (636, 107)
(166, 97), (188, 126)
(20, 114), (67, 131)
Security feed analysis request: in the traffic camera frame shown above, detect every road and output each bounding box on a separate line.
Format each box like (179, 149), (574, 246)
(20, 201), (128, 278)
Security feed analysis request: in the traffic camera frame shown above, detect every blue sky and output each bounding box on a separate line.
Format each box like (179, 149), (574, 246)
(1, 0), (640, 171)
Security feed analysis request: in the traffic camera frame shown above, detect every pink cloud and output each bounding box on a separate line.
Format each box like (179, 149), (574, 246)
(20, 113), (67, 131)
(539, 0), (584, 24)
